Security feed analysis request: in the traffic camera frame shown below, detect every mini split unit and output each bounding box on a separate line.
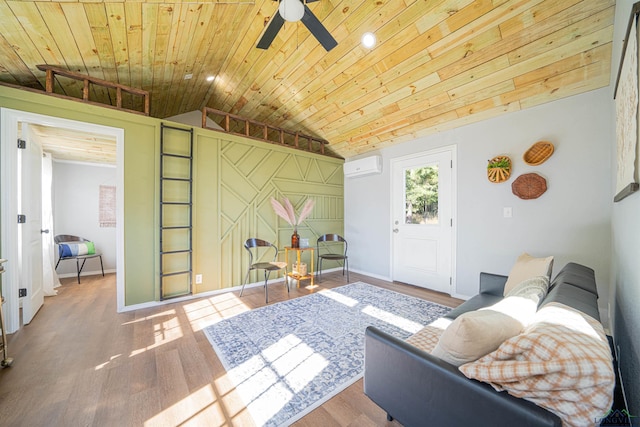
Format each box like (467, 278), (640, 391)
(343, 155), (382, 178)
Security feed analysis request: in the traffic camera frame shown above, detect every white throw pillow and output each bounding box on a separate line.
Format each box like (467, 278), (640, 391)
(431, 310), (522, 366)
(503, 253), (554, 296)
(505, 275), (549, 306)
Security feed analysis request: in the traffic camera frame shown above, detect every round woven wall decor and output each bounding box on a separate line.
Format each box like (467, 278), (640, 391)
(512, 173), (547, 199)
(487, 155), (512, 183)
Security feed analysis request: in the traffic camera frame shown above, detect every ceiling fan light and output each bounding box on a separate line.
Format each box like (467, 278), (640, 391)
(279, 0), (304, 22)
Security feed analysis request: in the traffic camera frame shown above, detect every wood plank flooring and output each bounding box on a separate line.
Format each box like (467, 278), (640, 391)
(0, 271), (463, 426)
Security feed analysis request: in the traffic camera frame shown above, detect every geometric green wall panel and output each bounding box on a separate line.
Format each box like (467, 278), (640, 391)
(221, 185), (250, 224)
(250, 154), (288, 189)
(186, 129), (344, 295)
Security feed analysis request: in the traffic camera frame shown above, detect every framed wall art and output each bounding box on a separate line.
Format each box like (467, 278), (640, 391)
(614, 2), (640, 202)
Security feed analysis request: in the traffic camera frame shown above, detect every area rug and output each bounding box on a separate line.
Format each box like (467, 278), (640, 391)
(203, 282), (451, 427)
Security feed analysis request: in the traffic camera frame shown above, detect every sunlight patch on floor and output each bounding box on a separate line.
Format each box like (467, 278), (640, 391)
(183, 293), (251, 332)
(121, 308), (177, 325)
(144, 384), (222, 427)
(94, 354), (122, 370)
(318, 288), (359, 307)
(361, 305), (424, 334)
(225, 334), (328, 426)
(123, 309), (185, 357)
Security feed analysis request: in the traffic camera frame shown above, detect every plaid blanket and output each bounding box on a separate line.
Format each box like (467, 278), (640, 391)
(460, 302), (614, 427)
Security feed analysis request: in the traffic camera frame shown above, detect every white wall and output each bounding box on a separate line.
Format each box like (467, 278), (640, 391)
(164, 110), (224, 130)
(608, 0), (640, 415)
(345, 88), (613, 315)
(52, 161), (117, 276)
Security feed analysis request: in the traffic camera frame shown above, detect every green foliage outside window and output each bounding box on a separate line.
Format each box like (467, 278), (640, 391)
(405, 166), (439, 224)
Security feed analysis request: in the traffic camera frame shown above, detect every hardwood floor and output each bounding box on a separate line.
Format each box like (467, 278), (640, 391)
(0, 271), (463, 426)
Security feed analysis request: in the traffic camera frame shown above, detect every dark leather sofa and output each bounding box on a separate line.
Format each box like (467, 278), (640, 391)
(363, 263), (601, 427)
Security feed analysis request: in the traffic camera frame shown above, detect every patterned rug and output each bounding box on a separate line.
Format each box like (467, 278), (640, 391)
(203, 282), (451, 427)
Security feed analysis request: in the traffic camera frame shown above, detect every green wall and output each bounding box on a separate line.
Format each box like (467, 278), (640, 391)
(0, 85), (344, 306)
(193, 132), (344, 292)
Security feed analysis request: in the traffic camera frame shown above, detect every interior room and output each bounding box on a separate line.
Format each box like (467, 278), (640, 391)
(0, 0), (638, 425)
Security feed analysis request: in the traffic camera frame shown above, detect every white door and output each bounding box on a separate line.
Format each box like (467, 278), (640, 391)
(391, 149), (453, 293)
(19, 126), (44, 324)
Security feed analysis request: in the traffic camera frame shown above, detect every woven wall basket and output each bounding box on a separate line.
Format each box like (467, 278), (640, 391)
(512, 173), (547, 199)
(487, 155), (512, 183)
(523, 141), (554, 166)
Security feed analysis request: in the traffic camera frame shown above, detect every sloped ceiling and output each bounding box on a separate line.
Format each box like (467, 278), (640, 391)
(0, 0), (615, 159)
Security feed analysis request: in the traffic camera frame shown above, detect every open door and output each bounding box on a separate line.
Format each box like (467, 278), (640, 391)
(19, 125), (44, 324)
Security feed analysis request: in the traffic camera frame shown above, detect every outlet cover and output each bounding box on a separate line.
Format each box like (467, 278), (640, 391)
(195, 274), (202, 284)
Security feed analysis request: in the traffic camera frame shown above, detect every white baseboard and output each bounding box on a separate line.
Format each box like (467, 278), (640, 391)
(348, 268), (391, 282)
(119, 267), (469, 313)
(349, 268), (472, 300)
(121, 267), (359, 312)
(119, 277), (290, 312)
(57, 269), (116, 279)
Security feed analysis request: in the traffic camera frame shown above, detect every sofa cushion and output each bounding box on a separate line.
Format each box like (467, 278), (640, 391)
(504, 253), (554, 296)
(478, 272), (509, 296)
(444, 293), (503, 320)
(549, 262), (598, 296)
(540, 283), (600, 321)
(460, 302), (614, 427)
(431, 309), (523, 367)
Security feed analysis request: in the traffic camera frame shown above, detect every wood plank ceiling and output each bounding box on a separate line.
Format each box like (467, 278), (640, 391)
(0, 0), (615, 160)
(28, 123), (117, 165)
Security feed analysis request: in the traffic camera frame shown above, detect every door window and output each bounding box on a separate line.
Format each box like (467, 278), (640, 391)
(404, 165), (439, 225)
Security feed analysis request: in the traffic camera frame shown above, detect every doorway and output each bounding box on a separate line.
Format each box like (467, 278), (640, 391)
(390, 146), (456, 294)
(1, 108), (124, 333)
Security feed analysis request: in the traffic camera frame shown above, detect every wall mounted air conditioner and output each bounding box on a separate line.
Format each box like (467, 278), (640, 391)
(343, 155), (382, 178)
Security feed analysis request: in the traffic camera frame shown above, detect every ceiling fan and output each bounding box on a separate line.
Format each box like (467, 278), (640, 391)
(257, 0), (338, 52)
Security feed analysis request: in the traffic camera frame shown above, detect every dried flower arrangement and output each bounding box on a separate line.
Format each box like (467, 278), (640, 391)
(270, 197), (315, 229)
(271, 197), (315, 248)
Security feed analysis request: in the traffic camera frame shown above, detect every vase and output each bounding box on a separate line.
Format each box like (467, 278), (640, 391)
(291, 228), (300, 248)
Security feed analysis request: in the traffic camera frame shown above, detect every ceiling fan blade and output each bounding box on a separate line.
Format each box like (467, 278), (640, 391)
(300, 4), (337, 51)
(257, 12), (285, 49)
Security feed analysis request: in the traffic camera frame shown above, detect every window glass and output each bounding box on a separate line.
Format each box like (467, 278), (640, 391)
(404, 165), (439, 225)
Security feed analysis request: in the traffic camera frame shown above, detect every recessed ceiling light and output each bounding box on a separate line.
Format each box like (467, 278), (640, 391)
(361, 32), (376, 49)
(206, 75), (215, 82)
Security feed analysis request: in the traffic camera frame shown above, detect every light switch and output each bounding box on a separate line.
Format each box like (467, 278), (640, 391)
(503, 207), (512, 218)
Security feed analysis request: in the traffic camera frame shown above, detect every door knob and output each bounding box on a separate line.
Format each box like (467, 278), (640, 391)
(41, 229), (49, 234)
(393, 228), (399, 233)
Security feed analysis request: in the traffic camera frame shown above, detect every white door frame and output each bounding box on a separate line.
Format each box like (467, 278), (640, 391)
(389, 145), (457, 294)
(0, 108), (125, 333)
